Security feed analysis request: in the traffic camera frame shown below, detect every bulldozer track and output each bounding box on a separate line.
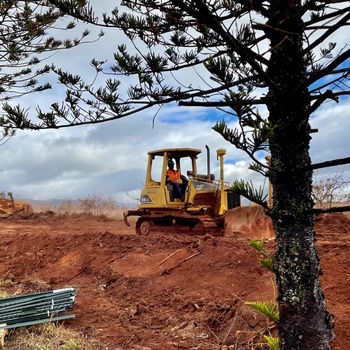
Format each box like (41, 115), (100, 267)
(135, 215), (224, 236)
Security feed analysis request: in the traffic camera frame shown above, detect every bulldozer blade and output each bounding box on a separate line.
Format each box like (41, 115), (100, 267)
(224, 206), (274, 239)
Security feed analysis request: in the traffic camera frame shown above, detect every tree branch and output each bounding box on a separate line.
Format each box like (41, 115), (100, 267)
(310, 205), (350, 214)
(310, 157), (350, 171)
(303, 10), (350, 56)
(307, 47), (350, 86)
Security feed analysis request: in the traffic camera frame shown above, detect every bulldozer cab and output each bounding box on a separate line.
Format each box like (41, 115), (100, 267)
(138, 147), (226, 217)
(141, 148), (201, 206)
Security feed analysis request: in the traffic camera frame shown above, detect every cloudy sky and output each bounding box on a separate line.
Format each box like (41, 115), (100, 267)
(1, 2), (349, 206)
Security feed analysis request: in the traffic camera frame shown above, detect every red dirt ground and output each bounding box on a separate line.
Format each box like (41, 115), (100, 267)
(0, 212), (349, 349)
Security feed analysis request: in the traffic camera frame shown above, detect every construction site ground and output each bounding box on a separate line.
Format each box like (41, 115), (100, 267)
(0, 211), (349, 349)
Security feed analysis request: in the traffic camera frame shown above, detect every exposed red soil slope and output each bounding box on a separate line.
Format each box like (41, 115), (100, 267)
(0, 212), (349, 349)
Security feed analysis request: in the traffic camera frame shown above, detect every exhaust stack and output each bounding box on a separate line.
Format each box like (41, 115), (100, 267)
(216, 149), (227, 215)
(205, 145), (210, 180)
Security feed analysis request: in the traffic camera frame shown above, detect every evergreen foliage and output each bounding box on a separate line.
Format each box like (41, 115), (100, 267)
(0, 0), (100, 138)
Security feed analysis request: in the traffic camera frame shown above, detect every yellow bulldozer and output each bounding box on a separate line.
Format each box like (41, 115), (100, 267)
(124, 146), (274, 238)
(0, 192), (34, 219)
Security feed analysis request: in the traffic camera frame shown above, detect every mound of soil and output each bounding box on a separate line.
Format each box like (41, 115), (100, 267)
(0, 212), (349, 349)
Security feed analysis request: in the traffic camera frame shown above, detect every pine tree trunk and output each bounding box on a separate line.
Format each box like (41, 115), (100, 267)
(266, 1), (334, 348)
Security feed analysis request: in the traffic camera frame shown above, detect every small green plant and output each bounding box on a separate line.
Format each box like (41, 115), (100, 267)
(245, 239), (279, 350)
(245, 301), (279, 323)
(264, 335), (279, 350)
(248, 238), (274, 271)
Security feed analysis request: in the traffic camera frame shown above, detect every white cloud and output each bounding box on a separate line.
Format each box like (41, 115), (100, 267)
(311, 99), (350, 161)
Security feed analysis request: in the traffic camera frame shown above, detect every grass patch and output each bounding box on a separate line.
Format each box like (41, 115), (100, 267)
(0, 279), (14, 287)
(4, 323), (107, 350)
(0, 291), (8, 299)
(0, 279), (14, 299)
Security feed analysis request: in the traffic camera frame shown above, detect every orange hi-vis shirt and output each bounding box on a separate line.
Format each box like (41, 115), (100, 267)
(166, 169), (182, 184)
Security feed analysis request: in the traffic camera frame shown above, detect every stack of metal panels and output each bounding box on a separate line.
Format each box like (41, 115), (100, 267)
(0, 288), (76, 330)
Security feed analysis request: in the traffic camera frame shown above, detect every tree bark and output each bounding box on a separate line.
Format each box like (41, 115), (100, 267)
(266, 0), (334, 348)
